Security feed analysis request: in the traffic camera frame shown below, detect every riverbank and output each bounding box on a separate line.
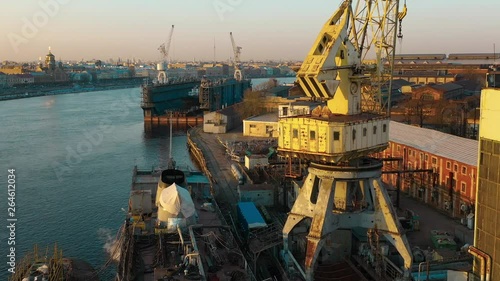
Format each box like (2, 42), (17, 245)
(0, 78), (143, 101)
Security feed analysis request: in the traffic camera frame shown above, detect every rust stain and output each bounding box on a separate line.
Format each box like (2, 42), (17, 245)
(305, 239), (318, 268)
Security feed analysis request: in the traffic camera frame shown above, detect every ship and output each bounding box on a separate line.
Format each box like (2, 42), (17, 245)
(141, 76), (251, 121)
(115, 163), (257, 281)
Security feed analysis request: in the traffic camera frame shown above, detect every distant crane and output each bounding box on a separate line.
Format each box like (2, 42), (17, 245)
(157, 25), (175, 84)
(230, 32), (243, 81)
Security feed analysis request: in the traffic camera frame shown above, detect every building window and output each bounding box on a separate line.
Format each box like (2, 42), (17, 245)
(425, 154), (429, 161)
(249, 124), (256, 128)
(363, 128), (367, 137)
(282, 107), (288, 116)
(446, 161), (451, 170)
(454, 164), (458, 172)
(397, 145), (400, 152)
(420, 152), (423, 160)
(352, 129), (356, 140)
(431, 157), (437, 165)
(383, 124), (387, 133)
(461, 182), (466, 193)
(333, 131), (340, 141)
(293, 129), (298, 139)
(462, 166), (467, 175)
(373, 126), (377, 134)
(310, 130), (316, 140)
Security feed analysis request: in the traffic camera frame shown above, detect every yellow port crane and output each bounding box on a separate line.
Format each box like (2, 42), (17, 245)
(279, 1), (412, 280)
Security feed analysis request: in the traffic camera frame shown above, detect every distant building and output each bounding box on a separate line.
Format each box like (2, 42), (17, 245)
(0, 66), (25, 75)
(0, 72), (7, 88)
(45, 49), (56, 71)
(411, 82), (465, 101)
(393, 71), (456, 85)
(393, 53), (498, 80)
(380, 121), (478, 218)
(473, 88), (500, 280)
(96, 68), (130, 80)
(453, 79), (483, 96)
(7, 74), (34, 86)
(32, 48), (69, 83)
(203, 104), (242, 134)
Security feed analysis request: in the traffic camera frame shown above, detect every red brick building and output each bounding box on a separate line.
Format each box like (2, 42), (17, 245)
(411, 82), (465, 101)
(379, 121), (478, 218)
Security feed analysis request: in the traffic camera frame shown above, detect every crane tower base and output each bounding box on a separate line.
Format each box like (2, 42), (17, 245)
(282, 157), (412, 280)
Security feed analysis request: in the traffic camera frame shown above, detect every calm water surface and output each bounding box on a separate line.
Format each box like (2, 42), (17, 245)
(0, 87), (194, 280)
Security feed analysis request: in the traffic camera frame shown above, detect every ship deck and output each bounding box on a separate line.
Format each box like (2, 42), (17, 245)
(122, 167), (250, 281)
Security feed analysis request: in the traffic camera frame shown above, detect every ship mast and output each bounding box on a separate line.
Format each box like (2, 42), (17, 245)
(167, 111), (175, 169)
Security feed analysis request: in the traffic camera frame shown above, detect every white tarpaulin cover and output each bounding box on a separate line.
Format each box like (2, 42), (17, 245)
(159, 183), (195, 218)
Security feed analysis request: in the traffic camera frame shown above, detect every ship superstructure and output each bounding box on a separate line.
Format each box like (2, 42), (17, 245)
(116, 166), (254, 281)
(278, 1), (412, 280)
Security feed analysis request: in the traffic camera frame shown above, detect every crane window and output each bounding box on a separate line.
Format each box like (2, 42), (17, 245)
(310, 131), (316, 140)
(333, 131), (340, 141)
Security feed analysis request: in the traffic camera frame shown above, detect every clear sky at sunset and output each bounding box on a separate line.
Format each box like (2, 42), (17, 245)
(1, 0), (499, 62)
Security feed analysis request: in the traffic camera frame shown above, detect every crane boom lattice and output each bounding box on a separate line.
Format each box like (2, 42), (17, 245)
(230, 32), (243, 81)
(157, 25), (175, 84)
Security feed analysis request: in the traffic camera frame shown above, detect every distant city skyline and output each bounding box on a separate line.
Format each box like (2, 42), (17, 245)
(1, 0), (499, 62)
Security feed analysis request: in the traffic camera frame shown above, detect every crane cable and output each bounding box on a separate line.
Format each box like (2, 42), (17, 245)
(397, 0), (407, 39)
(397, 0), (407, 54)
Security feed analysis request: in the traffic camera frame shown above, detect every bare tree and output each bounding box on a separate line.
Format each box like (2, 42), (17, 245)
(404, 97), (433, 127)
(253, 78), (277, 91)
(237, 89), (267, 119)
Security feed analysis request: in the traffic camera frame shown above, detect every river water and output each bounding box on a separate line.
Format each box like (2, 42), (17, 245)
(0, 87), (196, 280)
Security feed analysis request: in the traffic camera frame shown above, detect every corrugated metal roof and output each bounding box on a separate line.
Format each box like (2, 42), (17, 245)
(389, 121), (478, 166)
(431, 83), (462, 92)
(246, 112), (279, 122)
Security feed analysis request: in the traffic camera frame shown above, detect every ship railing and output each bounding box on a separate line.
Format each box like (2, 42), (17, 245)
(383, 256), (403, 279)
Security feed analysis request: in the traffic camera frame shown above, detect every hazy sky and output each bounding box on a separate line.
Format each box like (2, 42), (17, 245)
(1, 0), (499, 62)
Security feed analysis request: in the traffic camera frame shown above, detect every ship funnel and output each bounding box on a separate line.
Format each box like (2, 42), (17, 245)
(155, 169), (185, 206)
